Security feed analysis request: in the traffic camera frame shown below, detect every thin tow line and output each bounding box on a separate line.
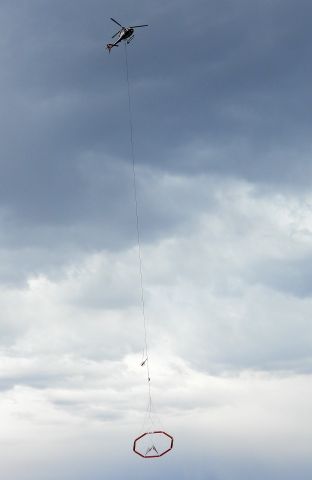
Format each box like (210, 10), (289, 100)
(124, 43), (152, 417)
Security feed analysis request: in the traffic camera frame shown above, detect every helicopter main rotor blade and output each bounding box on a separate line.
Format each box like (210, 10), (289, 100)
(112, 29), (121, 39)
(111, 18), (123, 27)
(130, 24), (148, 28)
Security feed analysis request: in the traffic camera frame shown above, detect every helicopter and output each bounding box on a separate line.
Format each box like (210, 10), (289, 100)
(106, 18), (148, 52)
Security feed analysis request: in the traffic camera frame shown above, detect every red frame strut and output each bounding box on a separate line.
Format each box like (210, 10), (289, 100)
(133, 431), (174, 458)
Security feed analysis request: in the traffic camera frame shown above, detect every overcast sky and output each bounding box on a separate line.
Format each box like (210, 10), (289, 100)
(1, 0), (312, 479)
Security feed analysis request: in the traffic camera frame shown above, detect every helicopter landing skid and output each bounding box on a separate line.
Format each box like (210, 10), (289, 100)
(127, 35), (135, 44)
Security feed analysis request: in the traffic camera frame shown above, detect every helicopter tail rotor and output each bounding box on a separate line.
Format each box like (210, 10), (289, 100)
(106, 43), (118, 53)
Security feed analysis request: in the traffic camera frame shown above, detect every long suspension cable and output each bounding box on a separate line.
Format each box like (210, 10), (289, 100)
(124, 43), (152, 418)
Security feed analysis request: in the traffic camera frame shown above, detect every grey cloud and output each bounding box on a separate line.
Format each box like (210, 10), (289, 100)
(0, 373), (66, 392)
(2, 2), (312, 478)
(248, 256), (312, 298)
(0, 0), (312, 286)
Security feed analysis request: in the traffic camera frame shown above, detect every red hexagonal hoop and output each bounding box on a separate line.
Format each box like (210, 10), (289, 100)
(133, 431), (174, 458)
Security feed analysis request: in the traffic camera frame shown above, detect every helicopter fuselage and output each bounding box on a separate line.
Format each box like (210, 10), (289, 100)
(107, 19), (148, 52)
(118, 27), (134, 41)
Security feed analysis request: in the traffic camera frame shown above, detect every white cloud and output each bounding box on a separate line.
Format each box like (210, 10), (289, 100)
(1, 173), (312, 477)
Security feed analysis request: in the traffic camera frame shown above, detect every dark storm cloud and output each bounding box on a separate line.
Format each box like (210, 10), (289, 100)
(132, 0), (312, 185)
(1, 0), (312, 277)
